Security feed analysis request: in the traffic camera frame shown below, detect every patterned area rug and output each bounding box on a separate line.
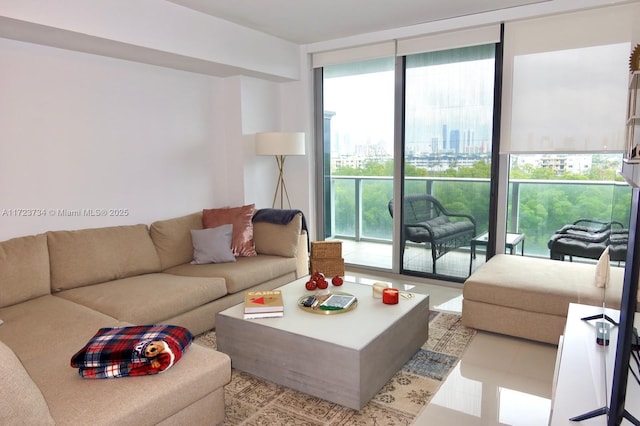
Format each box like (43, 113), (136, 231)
(194, 311), (475, 425)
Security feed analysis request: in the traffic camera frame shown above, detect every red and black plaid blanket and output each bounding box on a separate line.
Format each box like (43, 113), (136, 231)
(70, 325), (192, 379)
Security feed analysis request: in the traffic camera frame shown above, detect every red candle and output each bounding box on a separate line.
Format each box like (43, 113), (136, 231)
(382, 288), (399, 304)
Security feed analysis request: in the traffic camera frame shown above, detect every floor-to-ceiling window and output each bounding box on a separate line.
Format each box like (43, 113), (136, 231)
(314, 4), (638, 282)
(500, 5), (635, 262)
(320, 58), (396, 269)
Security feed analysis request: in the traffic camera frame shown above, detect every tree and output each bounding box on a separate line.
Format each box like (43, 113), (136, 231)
(329, 156), (630, 256)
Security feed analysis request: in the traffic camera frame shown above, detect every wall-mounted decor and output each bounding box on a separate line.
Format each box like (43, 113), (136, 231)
(630, 44), (640, 72)
(625, 45), (640, 163)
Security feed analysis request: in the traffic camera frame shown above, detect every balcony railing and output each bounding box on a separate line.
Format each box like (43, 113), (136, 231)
(329, 175), (631, 258)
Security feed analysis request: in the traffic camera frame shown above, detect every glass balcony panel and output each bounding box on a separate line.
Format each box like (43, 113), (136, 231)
(332, 172), (631, 277)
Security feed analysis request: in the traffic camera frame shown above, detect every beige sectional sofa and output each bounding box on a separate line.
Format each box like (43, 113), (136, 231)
(462, 254), (635, 345)
(0, 210), (308, 425)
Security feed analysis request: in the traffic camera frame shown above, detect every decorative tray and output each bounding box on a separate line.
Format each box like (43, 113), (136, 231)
(297, 291), (357, 315)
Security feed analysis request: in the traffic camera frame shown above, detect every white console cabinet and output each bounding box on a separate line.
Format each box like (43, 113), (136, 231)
(550, 303), (639, 425)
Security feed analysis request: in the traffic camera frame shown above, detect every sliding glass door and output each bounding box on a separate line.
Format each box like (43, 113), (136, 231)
(318, 45), (497, 281)
(401, 45), (497, 280)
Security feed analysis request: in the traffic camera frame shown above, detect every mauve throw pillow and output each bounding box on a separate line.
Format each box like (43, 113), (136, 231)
(202, 204), (257, 257)
(190, 225), (236, 264)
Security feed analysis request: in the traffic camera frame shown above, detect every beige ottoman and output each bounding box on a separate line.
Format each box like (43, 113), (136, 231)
(461, 254), (626, 344)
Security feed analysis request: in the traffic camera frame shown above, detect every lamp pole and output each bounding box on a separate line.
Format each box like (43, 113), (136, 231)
(272, 154), (292, 209)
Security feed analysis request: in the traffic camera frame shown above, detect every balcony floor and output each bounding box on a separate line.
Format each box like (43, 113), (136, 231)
(341, 239), (489, 280)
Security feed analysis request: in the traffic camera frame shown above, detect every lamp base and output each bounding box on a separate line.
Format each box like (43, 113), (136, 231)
(272, 155), (291, 209)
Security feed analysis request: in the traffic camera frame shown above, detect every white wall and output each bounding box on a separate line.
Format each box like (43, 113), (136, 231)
(0, 37), (243, 240)
(0, 0), (300, 81)
(240, 77), (280, 210)
(278, 73), (314, 234)
(240, 76), (312, 217)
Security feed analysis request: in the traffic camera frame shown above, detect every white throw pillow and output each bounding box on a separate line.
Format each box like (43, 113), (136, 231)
(190, 225), (236, 264)
(594, 246), (610, 288)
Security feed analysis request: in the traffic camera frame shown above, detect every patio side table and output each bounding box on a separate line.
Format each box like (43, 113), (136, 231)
(469, 232), (525, 274)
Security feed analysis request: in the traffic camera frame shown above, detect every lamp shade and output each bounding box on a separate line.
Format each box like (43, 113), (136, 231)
(255, 132), (305, 156)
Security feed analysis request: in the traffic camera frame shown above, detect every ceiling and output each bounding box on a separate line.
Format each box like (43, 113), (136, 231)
(167, 0), (549, 44)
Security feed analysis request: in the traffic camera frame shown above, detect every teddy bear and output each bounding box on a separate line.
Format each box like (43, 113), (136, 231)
(140, 340), (176, 373)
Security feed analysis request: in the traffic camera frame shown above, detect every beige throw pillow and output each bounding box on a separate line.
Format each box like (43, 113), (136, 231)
(253, 213), (302, 258)
(594, 246), (610, 288)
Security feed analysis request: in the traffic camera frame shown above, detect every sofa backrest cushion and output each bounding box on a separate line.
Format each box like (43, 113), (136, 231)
(253, 213), (302, 258)
(149, 212), (203, 270)
(0, 340), (55, 425)
(0, 234), (50, 308)
(48, 224), (162, 291)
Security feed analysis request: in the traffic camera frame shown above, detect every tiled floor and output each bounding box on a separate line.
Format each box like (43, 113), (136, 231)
(346, 271), (558, 426)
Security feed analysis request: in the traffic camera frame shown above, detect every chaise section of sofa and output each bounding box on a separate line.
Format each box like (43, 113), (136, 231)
(0, 295), (231, 425)
(462, 254), (628, 344)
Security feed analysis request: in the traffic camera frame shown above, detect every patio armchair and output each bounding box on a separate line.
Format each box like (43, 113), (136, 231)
(388, 194), (476, 274)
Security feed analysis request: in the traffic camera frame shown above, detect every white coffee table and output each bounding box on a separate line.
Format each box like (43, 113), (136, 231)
(215, 277), (429, 410)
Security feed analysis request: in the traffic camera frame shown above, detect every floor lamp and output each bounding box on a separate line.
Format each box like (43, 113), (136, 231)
(255, 132), (305, 209)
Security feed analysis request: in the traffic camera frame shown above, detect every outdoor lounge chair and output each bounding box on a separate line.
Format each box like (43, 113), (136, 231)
(547, 218), (628, 262)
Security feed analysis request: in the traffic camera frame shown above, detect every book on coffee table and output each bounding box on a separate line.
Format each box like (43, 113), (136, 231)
(244, 290), (284, 319)
(243, 311), (284, 319)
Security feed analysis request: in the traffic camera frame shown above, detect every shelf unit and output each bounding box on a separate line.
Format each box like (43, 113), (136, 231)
(549, 303), (640, 425)
(625, 71), (640, 162)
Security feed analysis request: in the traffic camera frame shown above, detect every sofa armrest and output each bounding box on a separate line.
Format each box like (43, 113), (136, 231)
(296, 231), (309, 278)
(0, 341), (55, 425)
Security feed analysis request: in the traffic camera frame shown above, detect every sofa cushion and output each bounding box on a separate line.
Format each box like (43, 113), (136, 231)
(202, 204), (257, 257)
(48, 225), (162, 291)
(54, 273), (227, 325)
(253, 213), (301, 258)
(0, 296), (123, 368)
(0, 340), (55, 425)
(0, 234), (50, 308)
(165, 255), (297, 294)
(150, 212), (203, 270)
